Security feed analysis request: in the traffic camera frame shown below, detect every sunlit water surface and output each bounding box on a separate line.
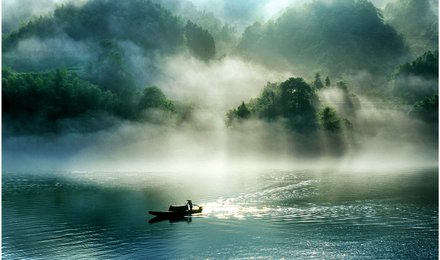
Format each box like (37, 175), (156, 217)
(3, 168), (438, 259)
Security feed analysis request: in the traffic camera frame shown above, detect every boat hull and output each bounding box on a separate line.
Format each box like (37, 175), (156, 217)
(149, 208), (202, 217)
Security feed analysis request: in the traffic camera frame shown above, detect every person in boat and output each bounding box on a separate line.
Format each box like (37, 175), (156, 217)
(187, 200), (193, 211)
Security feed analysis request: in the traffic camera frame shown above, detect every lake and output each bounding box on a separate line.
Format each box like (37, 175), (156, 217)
(3, 168), (438, 259)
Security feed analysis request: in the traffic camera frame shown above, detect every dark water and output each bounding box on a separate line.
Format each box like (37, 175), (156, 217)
(3, 168), (438, 259)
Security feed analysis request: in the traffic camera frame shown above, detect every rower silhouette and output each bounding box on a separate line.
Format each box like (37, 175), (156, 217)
(187, 200), (193, 211)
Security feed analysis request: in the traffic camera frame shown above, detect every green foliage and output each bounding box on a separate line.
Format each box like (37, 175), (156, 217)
(2, 68), (117, 134)
(319, 107), (341, 132)
(5, 0), (184, 52)
(384, 0), (438, 54)
(325, 76), (331, 87)
(278, 78), (318, 127)
(2, 0), (188, 96)
(2, 0), (227, 104)
(249, 82), (279, 120)
(85, 39), (134, 96)
(313, 73), (324, 89)
(184, 20), (216, 61)
(226, 101), (251, 126)
(3, 15), (59, 50)
(392, 51), (438, 124)
(2, 69), (178, 135)
(52, 0), (184, 50)
(227, 78), (319, 132)
(393, 50), (438, 103)
(238, 0), (407, 76)
(410, 94), (438, 123)
(138, 86), (175, 112)
(236, 102), (251, 119)
(395, 50), (438, 79)
(156, 0), (238, 55)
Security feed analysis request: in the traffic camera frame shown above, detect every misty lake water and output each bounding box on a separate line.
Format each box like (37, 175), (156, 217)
(3, 168), (438, 259)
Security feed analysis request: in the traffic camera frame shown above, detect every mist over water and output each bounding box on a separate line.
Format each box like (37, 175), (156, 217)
(2, 54), (437, 172)
(3, 116), (436, 173)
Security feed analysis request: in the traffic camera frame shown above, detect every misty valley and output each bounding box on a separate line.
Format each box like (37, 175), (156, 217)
(2, 0), (438, 259)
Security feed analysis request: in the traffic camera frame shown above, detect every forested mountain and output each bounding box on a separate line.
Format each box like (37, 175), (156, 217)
(384, 0), (438, 56)
(3, 0), (216, 89)
(150, 0), (239, 56)
(238, 0), (407, 76)
(392, 50), (438, 124)
(2, 0), (215, 135)
(228, 49), (438, 132)
(4, 1), (182, 52)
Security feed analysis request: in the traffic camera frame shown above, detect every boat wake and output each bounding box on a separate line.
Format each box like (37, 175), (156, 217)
(201, 178), (319, 220)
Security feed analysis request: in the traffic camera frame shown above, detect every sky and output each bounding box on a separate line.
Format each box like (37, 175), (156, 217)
(1, 0), (432, 33)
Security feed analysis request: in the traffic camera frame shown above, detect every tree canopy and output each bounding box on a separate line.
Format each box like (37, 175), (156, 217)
(184, 20), (216, 61)
(227, 77), (319, 132)
(2, 0), (217, 95)
(393, 50), (438, 103)
(319, 107), (341, 132)
(238, 0), (407, 76)
(4, 0), (183, 52)
(138, 86), (175, 112)
(3, 68), (117, 134)
(2, 68), (177, 135)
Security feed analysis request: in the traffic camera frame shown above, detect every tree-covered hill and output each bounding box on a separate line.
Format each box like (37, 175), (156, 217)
(2, 0), (217, 89)
(226, 77), (358, 132)
(2, 68), (178, 135)
(392, 50), (438, 124)
(4, 1), (182, 52)
(238, 0), (408, 76)
(226, 76), (361, 156)
(384, 0), (438, 56)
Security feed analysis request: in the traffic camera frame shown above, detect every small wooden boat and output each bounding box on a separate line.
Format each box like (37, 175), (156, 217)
(149, 203), (203, 218)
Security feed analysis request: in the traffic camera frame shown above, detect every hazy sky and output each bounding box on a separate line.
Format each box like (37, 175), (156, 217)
(1, 0), (433, 32)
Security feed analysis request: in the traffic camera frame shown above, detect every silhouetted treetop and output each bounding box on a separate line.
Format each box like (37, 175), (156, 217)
(5, 0), (183, 51)
(138, 86), (175, 112)
(227, 77), (318, 132)
(184, 20), (216, 61)
(393, 50), (438, 104)
(395, 50), (438, 79)
(319, 107), (341, 132)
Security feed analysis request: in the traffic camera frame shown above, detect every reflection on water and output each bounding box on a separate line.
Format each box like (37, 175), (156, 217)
(3, 169), (438, 259)
(149, 216), (194, 224)
(203, 200), (271, 219)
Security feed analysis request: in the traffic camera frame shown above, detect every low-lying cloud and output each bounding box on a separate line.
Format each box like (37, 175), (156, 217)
(154, 54), (291, 110)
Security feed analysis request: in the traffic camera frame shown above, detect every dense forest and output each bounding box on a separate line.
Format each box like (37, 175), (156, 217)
(2, 0), (438, 162)
(2, 68), (181, 135)
(238, 0), (407, 76)
(228, 49), (438, 127)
